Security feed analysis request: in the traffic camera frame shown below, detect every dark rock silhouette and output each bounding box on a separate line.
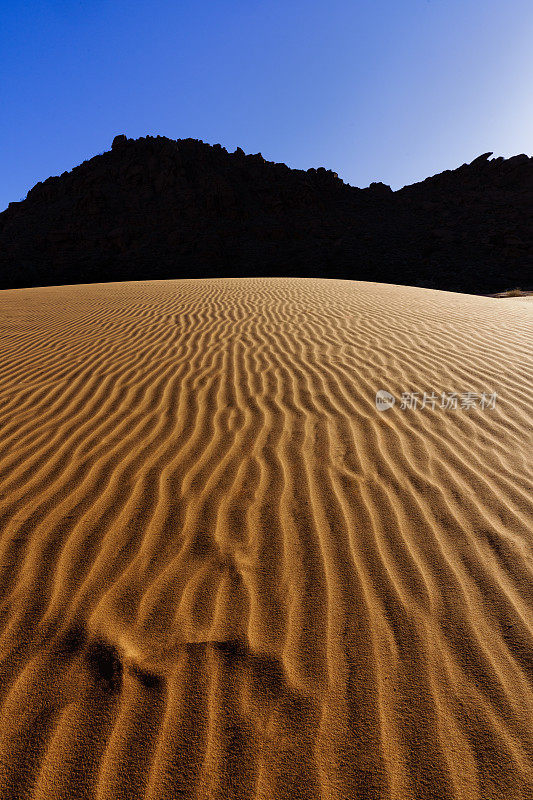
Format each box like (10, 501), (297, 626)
(111, 134), (128, 150)
(0, 135), (531, 294)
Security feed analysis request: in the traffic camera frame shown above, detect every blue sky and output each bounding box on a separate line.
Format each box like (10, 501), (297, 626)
(2, 0), (533, 210)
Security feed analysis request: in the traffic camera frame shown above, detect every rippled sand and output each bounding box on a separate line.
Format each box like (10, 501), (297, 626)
(0, 278), (531, 799)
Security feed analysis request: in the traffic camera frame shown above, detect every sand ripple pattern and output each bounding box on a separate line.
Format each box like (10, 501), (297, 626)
(0, 278), (532, 799)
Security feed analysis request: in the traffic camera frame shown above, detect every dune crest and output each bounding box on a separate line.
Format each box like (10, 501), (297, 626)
(0, 277), (531, 799)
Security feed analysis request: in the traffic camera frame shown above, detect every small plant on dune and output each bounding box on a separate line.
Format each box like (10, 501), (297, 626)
(490, 286), (531, 297)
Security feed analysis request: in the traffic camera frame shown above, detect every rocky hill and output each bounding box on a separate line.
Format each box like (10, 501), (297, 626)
(0, 134), (531, 294)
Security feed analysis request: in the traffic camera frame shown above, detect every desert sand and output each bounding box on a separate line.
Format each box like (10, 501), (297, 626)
(0, 277), (531, 800)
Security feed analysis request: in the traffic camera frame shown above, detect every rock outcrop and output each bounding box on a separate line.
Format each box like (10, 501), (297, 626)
(0, 135), (531, 293)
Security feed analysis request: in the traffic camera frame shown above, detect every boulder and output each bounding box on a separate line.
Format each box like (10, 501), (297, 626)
(112, 134), (128, 150)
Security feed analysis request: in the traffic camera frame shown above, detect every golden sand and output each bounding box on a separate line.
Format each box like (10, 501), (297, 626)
(0, 277), (531, 799)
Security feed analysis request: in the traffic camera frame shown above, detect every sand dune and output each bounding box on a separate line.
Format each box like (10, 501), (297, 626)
(0, 277), (531, 799)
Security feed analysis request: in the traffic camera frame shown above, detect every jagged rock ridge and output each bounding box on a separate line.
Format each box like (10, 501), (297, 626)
(0, 135), (531, 293)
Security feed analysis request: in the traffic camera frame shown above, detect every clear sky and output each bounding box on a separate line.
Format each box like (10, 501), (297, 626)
(2, 0), (533, 211)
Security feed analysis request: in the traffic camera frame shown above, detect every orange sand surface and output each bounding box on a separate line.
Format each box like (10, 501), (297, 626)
(0, 277), (531, 799)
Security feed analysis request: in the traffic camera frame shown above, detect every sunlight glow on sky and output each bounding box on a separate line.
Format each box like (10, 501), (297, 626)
(1, 0), (533, 210)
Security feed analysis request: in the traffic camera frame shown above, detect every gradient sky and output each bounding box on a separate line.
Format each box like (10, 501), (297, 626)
(2, 0), (533, 211)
